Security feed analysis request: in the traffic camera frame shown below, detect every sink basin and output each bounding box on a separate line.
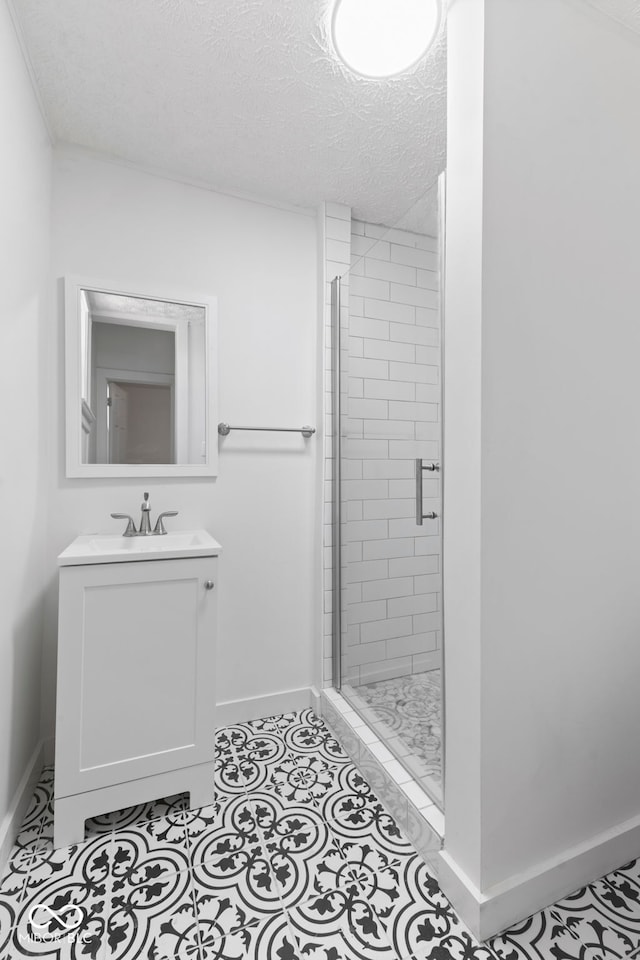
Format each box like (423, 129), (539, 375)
(58, 529), (222, 566)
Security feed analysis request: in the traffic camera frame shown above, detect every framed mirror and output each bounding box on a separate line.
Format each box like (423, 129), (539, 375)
(64, 277), (218, 478)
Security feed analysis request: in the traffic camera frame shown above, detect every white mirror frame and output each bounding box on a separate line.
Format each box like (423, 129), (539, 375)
(64, 276), (218, 478)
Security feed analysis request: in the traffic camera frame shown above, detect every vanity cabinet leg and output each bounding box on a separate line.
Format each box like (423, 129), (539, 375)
(54, 796), (87, 849)
(188, 761), (216, 810)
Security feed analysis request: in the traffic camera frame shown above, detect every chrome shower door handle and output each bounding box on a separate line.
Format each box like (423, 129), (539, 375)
(415, 458), (424, 526)
(415, 458), (441, 526)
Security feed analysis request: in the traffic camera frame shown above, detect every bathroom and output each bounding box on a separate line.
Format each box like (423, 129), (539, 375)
(4, 0), (640, 958)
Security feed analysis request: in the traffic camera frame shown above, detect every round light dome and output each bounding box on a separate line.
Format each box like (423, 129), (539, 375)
(331, 0), (441, 79)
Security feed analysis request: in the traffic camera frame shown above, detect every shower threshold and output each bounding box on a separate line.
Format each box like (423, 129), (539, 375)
(319, 686), (444, 869)
(343, 668), (442, 810)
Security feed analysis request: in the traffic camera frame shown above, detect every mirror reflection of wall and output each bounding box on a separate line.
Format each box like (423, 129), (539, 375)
(107, 382), (172, 464)
(91, 322), (175, 464)
(79, 291), (206, 466)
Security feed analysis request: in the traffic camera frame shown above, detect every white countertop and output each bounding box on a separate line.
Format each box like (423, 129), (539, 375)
(58, 529), (222, 566)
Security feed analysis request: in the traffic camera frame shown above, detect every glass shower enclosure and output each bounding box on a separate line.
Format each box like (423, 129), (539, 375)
(330, 181), (444, 809)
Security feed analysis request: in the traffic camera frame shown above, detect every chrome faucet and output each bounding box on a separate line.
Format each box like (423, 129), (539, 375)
(139, 492), (152, 535)
(111, 492), (178, 537)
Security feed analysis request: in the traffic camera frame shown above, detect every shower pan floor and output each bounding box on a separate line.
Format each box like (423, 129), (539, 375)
(351, 669), (442, 807)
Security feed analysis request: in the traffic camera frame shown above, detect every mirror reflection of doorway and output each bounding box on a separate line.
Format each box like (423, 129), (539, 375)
(107, 380), (174, 464)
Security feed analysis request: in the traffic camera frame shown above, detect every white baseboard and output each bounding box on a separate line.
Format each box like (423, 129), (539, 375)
(310, 686), (322, 716)
(439, 809), (640, 942)
(0, 740), (44, 877)
(216, 687), (313, 726)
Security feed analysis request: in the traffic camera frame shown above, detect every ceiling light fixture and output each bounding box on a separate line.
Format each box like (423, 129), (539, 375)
(331, 0), (441, 79)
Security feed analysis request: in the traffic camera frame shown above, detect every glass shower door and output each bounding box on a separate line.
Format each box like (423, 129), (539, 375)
(339, 378), (443, 807)
(334, 187), (444, 808)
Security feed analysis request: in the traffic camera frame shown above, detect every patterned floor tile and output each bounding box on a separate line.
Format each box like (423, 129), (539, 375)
(182, 797), (230, 847)
(187, 793), (261, 868)
(313, 761), (382, 825)
(247, 715), (286, 734)
(329, 804), (413, 860)
(191, 841), (282, 935)
(188, 793), (282, 934)
(0, 842), (35, 893)
(334, 827), (416, 924)
(407, 945), (497, 960)
(255, 753), (343, 811)
(215, 726), (242, 756)
(287, 886), (396, 959)
(545, 873), (640, 958)
(371, 855), (494, 960)
(107, 867), (199, 959)
(406, 930), (497, 960)
(191, 885), (264, 946)
(214, 754), (249, 798)
(24, 806), (56, 853)
(272, 712), (305, 732)
(234, 733), (290, 792)
(197, 909), (297, 960)
(109, 819), (191, 890)
(280, 714), (350, 765)
(248, 790), (322, 839)
(489, 906), (587, 959)
(0, 864), (30, 958)
(13, 780), (53, 858)
(6, 712), (640, 960)
(235, 728), (288, 763)
(9, 834), (113, 959)
(259, 802), (350, 910)
(23, 833), (112, 903)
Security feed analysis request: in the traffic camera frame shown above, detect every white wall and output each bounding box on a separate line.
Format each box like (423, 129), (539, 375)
(43, 148), (318, 736)
(443, 0), (640, 937)
(0, 0), (51, 841)
(440, 0), (485, 914)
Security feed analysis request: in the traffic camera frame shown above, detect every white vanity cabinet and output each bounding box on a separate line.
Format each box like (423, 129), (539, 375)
(54, 532), (221, 849)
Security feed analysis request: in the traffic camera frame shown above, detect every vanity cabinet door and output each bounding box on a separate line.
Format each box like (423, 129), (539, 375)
(55, 557), (217, 798)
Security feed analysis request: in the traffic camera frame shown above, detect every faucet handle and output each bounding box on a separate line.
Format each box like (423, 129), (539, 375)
(153, 511), (178, 535)
(111, 513), (137, 537)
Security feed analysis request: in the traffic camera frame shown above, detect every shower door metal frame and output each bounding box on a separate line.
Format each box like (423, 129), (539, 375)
(437, 169), (447, 809)
(330, 276), (342, 691)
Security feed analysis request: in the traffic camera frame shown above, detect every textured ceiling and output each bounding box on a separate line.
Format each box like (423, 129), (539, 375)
(11, 0), (447, 227)
(15, 1), (638, 229)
